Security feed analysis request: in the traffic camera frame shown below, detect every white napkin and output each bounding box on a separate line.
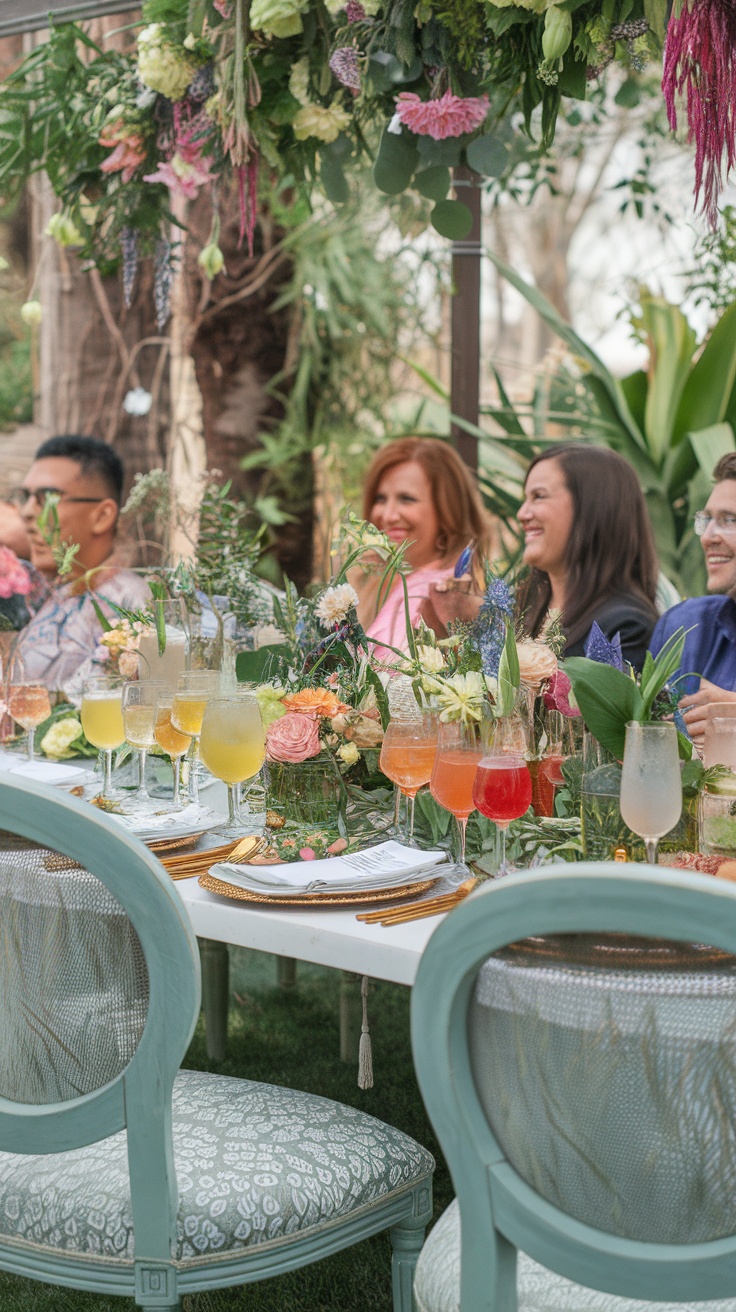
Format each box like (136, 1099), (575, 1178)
(211, 840), (447, 898)
(0, 759), (87, 784)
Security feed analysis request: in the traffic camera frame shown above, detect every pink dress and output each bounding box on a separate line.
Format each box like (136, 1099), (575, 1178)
(364, 560), (457, 665)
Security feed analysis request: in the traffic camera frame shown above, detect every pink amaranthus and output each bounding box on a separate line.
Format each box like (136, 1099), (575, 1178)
(395, 90), (489, 140)
(663, 0), (736, 227)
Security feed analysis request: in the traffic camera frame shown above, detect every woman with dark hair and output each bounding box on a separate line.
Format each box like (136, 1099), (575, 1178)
(354, 436), (494, 656)
(517, 443), (659, 670)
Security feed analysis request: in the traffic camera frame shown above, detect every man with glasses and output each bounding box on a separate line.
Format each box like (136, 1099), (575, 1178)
(12, 435), (149, 696)
(650, 452), (736, 745)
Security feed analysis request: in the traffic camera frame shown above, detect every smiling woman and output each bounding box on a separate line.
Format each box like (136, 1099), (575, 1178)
(517, 444), (659, 672)
(353, 437), (494, 661)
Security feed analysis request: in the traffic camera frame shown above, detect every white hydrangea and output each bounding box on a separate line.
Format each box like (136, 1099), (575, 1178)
(315, 583), (359, 627)
(250, 0), (309, 38)
(289, 57), (311, 106)
(137, 24), (195, 102)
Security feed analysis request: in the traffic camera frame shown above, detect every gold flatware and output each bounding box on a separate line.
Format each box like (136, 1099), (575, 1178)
(357, 878), (477, 926)
(160, 835), (265, 879)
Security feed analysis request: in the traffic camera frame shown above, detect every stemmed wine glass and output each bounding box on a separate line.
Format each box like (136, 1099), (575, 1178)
(379, 713), (438, 846)
(429, 717), (485, 871)
(122, 680), (166, 809)
(6, 667), (51, 765)
(620, 720), (682, 864)
(199, 692), (266, 835)
(153, 690), (192, 811)
(171, 670), (219, 805)
(472, 714), (533, 875)
(80, 675), (125, 800)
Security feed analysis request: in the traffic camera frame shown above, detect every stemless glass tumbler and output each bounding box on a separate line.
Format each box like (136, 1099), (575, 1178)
(619, 720), (682, 865)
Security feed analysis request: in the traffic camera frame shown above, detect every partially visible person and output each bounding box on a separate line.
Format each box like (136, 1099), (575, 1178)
(650, 452), (736, 745)
(0, 500), (30, 559)
(517, 444), (659, 671)
(12, 435), (150, 698)
(354, 437), (494, 659)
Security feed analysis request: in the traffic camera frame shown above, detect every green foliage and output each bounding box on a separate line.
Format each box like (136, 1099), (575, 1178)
(684, 206), (736, 322)
(478, 248), (736, 595)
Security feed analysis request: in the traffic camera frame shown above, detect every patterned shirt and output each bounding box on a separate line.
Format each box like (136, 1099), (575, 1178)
(15, 564), (150, 702)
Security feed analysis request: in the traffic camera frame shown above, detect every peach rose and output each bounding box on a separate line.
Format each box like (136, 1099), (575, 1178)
(331, 709), (384, 748)
(516, 640), (558, 689)
(282, 688), (348, 718)
(266, 711), (321, 763)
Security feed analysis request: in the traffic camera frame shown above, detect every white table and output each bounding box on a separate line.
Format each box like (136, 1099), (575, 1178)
(176, 876), (447, 1060)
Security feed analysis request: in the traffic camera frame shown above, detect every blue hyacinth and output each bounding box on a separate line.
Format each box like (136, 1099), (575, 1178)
(584, 621), (624, 671)
(471, 577), (513, 678)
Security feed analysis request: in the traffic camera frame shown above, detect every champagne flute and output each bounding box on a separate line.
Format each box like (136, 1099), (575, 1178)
(122, 680), (166, 808)
(379, 713), (438, 846)
(153, 691), (192, 811)
(429, 718), (485, 870)
(199, 693), (266, 834)
(80, 675), (125, 800)
(171, 670), (219, 805)
(620, 720), (682, 865)
(7, 678), (51, 764)
(472, 714), (533, 875)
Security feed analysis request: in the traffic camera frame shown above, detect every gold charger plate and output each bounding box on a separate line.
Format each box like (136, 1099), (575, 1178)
(198, 872), (440, 907)
(147, 831), (207, 855)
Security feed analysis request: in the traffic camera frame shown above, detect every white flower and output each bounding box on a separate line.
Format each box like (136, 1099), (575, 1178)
(416, 644), (445, 674)
(293, 100), (352, 143)
(337, 741), (360, 766)
(20, 300), (42, 326)
(426, 671), (490, 724)
(289, 57), (311, 106)
(387, 112), (403, 135)
(315, 583), (359, 628)
(137, 24), (195, 101)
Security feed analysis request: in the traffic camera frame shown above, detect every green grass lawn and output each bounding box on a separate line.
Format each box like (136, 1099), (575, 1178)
(0, 949), (452, 1312)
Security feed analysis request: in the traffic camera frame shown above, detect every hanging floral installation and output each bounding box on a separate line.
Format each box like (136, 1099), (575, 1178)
(0, 0), (728, 323)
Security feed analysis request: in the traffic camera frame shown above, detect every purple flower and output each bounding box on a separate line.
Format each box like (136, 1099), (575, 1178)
(584, 622), (624, 671)
(471, 577), (513, 679)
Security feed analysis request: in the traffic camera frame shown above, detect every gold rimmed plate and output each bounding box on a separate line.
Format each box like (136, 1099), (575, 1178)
(197, 871), (440, 907)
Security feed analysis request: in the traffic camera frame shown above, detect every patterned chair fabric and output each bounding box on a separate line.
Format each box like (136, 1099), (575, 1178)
(0, 1069), (433, 1263)
(414, 1202), (736, 1312)
(410, 865), (736, 1312)
(0, 778), (433, 1311)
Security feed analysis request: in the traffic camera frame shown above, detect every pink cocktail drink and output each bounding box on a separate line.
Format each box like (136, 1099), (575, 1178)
(430, 749), (483, 818)
(473, 757), (532, 826)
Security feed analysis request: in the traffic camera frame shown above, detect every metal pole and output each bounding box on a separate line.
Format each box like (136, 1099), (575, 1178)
(450, 166), (482, 472)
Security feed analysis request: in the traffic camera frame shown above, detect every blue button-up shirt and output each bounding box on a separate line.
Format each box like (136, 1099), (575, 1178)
(649, 595), (736, 696)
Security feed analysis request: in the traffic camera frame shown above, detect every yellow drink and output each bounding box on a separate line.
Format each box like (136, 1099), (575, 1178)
(123, 704), (156, 749)
(199, 700), (265, 785)
(154, 708), (191, 759)
(171, 694), (208, 736)
(81, 693), (125, 750)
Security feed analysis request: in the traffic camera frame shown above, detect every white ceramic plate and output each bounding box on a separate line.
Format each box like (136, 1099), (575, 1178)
(116, 808), (226, 843)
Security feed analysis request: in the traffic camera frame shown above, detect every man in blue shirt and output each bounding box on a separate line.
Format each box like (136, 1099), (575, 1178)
(650, 452), (736, 746)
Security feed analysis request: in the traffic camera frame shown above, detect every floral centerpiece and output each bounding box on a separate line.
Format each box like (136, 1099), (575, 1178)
(4, 0), (721, 330)
(0, 547), (36, 633)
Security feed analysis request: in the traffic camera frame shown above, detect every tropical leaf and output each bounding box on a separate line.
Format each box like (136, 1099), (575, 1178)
(638, 295), (697, 463)
(563, 658), (643, 759)
(674, 300), (736, 439)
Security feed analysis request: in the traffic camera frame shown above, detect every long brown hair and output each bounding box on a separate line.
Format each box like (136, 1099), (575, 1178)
(518, 444), (659, 646)
(362, 437), (494, 567)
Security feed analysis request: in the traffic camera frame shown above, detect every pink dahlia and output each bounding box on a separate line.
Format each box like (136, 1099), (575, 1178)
(394, 90), (489, 140)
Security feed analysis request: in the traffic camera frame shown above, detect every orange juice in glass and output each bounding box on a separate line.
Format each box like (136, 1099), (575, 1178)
(154, 694), (192, 811)
(81, 676), (125, 799)
(379, 714), (437, 846)
(171, 671), (219, 805)
(199, 693), (265, 834)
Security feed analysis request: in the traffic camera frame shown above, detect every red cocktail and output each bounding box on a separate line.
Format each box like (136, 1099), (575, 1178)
(473, 755), (532, 873)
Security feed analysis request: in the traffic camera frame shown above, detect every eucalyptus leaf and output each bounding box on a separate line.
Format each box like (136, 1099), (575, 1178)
(466, 133), (508, 178)
(431, 199), (473, 240)
(414, 165), (451, 201)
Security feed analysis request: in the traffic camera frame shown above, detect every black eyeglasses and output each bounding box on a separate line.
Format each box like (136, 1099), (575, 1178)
(11, 487), (105, 508)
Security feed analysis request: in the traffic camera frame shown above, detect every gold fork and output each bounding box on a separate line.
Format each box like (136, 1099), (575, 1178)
(357, 878), (477, 925)
(161, 835), (265, 879)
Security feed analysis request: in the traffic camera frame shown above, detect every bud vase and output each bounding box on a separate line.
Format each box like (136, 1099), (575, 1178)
(265, 756), (344, 827)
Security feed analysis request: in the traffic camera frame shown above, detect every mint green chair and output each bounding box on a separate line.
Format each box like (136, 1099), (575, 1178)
(0, 776), (432, 1311)
(411, 862), (736, 1312)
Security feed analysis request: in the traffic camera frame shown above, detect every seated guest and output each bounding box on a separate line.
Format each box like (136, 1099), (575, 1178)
(517, 444), (659, 671)
(354, 437), (494, 659)
(13, 435), (150, 697)
(650, 452), (736, 745)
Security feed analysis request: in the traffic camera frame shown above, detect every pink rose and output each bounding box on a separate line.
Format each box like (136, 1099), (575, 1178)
(118, 648), (140, 679)
(266, 711), (321, 763)
(0, 547), (31, 598)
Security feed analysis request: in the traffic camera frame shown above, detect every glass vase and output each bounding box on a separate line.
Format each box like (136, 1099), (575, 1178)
(265, 756), (344, 827)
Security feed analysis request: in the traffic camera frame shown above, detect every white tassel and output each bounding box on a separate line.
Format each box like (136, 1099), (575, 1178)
(358, 974), (373, 1089)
